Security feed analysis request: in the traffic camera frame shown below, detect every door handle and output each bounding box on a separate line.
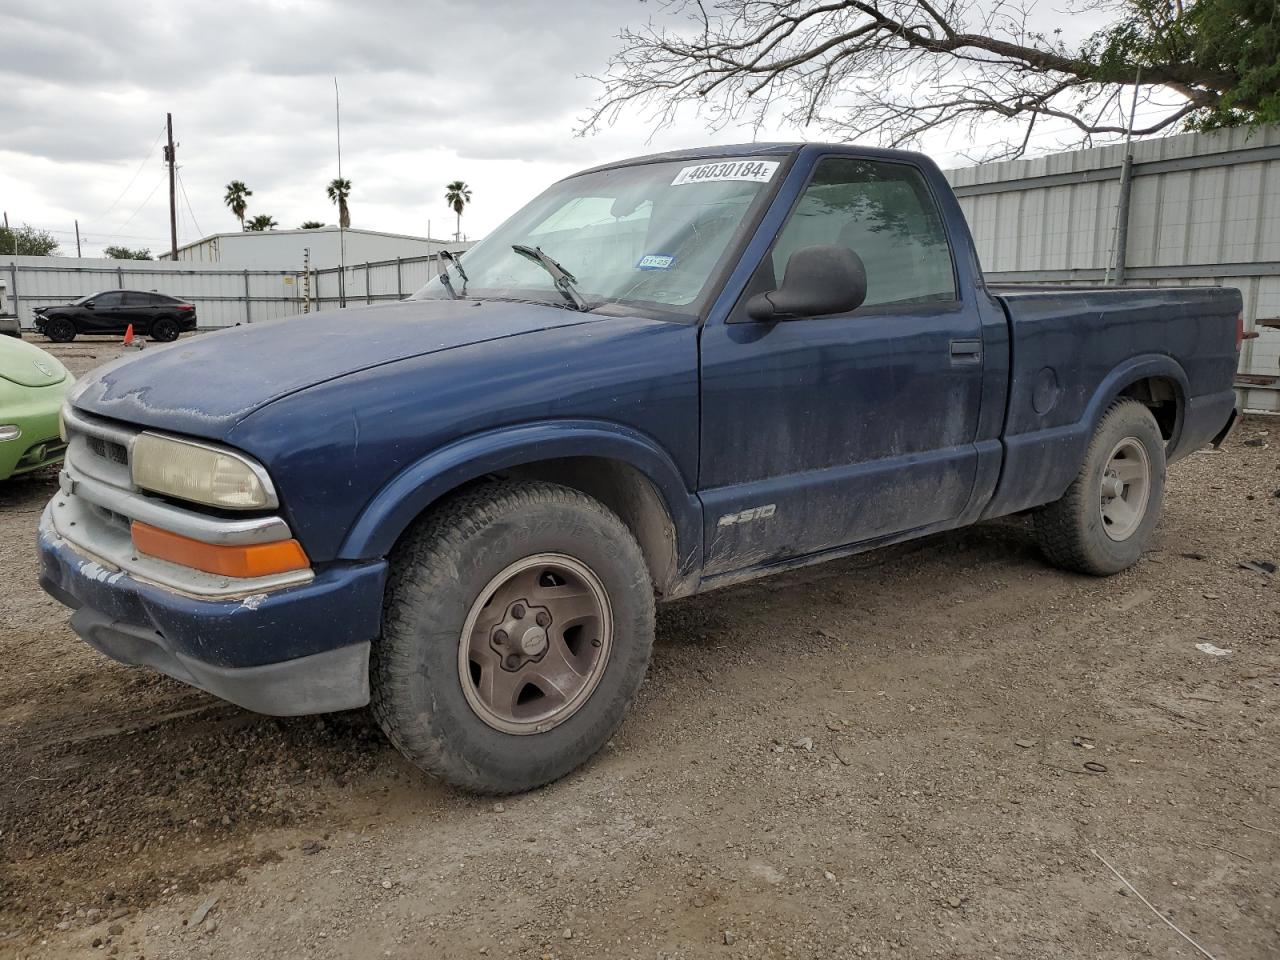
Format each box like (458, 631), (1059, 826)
(949, 339), (982, 364)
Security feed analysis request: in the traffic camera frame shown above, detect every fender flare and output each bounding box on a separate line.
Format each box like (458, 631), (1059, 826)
(1083, 353), (1189, 449)
(981, 353), (1191, 521)
(337, 419), (703, 569)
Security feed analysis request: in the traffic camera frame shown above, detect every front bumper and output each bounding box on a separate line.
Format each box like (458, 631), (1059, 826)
(0, 381), (69, 479)
(38, 508), (387, 715)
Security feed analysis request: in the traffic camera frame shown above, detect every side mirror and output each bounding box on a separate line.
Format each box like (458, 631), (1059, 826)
(746, 245), (868, 322)
(83, 301), (95, 309)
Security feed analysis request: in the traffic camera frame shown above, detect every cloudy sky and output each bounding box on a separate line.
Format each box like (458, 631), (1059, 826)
(1, 0), (1129, 258)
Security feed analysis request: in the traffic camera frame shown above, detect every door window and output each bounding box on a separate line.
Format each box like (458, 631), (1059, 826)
(93, 292), (124, 308)
(771, 159), (956, 307)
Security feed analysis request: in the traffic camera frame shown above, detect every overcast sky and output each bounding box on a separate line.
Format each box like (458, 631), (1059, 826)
(1, 0), (1129, 258)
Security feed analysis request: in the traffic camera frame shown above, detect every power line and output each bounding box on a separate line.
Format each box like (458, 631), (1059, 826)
(175, 167), (204, 239)
(113, 173), (167, 233)
(85, 124), (167, 227)
(43, 228), (170, 242)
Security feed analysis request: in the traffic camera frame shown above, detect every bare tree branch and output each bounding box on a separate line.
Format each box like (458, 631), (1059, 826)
(580, 0), (1242, 160)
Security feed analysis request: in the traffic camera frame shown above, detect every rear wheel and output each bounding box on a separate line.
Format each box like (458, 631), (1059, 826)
(150, 317), (180, 342)
(1033, 399), (1166, 575)
(371, 480), (655, 793)
(46, 317), (76, 343)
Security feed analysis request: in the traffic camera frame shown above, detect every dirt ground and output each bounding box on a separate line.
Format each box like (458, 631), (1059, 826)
(1, 337), (1277, 960)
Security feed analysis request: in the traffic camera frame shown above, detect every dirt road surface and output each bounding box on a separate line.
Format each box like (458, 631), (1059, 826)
(2, 338), (1277, 959)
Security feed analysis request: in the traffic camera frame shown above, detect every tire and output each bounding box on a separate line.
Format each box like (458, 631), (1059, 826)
(150, 317), (180, 342)
(46, 317), (76, 343)
(1034, 398), (1166, 576)
(371, 480), (655, 793)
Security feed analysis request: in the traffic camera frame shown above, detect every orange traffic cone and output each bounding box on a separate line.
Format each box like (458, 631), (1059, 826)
(123, 323), (134, 345)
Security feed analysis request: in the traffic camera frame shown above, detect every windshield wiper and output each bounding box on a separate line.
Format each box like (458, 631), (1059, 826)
(511, 244), (589, 311)
(438, 249), (468, 299)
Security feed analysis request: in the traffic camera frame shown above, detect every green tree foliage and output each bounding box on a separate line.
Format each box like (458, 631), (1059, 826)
(246, 214), (278, 231)
(444, 181), (472, 241)
(326, 178), (352, 229)
(224, 180), (253, 230)
(0, 224), (60, 256)
(101, 245), (153, 260)
(1185, 0), (1280, 128)
(587, 0), (1280, 159)
(299, 221), (325, 229)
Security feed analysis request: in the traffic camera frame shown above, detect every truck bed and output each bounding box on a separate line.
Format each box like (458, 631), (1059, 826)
(981, 282), (1242, 519)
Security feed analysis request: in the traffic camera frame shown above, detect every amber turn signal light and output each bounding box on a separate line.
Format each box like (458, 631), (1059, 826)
(131, 522), (310, 579)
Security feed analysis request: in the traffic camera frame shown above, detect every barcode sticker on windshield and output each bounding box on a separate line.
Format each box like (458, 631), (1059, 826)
(671, 159), (779, 186)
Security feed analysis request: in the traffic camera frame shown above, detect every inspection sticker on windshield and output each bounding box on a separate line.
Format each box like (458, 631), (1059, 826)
(636, 254), (676, 271)
(671, 159), (779, 186)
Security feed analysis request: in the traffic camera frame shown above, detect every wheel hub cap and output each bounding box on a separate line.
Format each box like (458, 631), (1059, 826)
(459, 553), (613, 735)
(1098, 437), (1151, 542)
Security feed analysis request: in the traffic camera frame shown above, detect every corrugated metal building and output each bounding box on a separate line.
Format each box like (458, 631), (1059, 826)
(159, 227), (454, 271)
(945, 125), (1280, 413)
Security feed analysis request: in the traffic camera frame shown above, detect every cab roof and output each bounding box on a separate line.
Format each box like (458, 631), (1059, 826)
(568, 142), (932, 180)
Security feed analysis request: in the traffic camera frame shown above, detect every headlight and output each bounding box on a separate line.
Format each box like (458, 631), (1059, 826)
(0, 424), (20, 442)
(131, 433), (277, 510)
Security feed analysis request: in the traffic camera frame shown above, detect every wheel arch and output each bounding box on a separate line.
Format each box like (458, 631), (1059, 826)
(981, 354), (1189, 521)
(1086, 355), (1189, 452)
(338, 420), (703, 598)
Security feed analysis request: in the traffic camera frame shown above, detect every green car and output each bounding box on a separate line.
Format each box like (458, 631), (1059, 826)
(0, 337), (74, 479)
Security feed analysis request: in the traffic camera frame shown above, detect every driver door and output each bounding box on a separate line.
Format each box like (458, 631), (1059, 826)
(698, 156), (985, 577)
(86, 291), (125, 333)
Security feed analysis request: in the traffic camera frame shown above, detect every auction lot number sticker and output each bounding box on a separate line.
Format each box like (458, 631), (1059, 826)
(671, 159), (780, 186)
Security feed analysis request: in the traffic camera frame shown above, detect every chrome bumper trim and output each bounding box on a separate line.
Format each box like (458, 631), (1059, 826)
(49, 496), (313, 600)
(59, 467), (291, 546)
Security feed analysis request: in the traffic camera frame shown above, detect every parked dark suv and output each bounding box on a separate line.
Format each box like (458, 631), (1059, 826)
(34, 290), (197, 343)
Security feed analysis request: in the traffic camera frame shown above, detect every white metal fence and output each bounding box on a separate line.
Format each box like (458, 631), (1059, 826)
(3, 255), (308, 329)
(945, 124), (1280, 413)
(2, 253), (449, 331)
(310, 254), (441, 311)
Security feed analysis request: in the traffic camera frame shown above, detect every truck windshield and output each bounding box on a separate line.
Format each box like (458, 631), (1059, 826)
(411, 156), (783, 314)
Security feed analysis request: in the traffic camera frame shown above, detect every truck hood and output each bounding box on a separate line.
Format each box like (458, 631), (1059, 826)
(71, 299), (606, 437)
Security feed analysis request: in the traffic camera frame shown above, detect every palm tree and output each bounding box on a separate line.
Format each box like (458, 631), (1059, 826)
(299, 220), (324, 229)
(246, 214), (278, 231)
(326, 178), (352, 229)
(445, 180), (472, 241)
(223, 181), (252, 231)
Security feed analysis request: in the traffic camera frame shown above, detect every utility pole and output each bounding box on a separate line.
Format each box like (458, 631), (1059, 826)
(75, 219), (82, 258)
(334, 78), (346, 308)
(164, 112), (178, 259)
(2, 211), (8, 256)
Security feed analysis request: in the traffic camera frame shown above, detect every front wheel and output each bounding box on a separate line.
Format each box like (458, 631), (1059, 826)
(1034, 399), (1166, 575)
(45, 317), (76, 343)
(371, 481), (655, 793)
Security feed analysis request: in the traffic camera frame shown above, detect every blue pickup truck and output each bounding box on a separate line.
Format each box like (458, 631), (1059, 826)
(39, 143), (1242, 792)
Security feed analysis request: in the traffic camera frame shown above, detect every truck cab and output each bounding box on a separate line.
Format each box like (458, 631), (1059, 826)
(38, 143), (1241, 793)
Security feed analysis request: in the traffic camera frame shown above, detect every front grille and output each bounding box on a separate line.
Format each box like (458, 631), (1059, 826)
(62, 408), (138, 490)
(88, 502), (131, 532)
(87, 434), (129, 466)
